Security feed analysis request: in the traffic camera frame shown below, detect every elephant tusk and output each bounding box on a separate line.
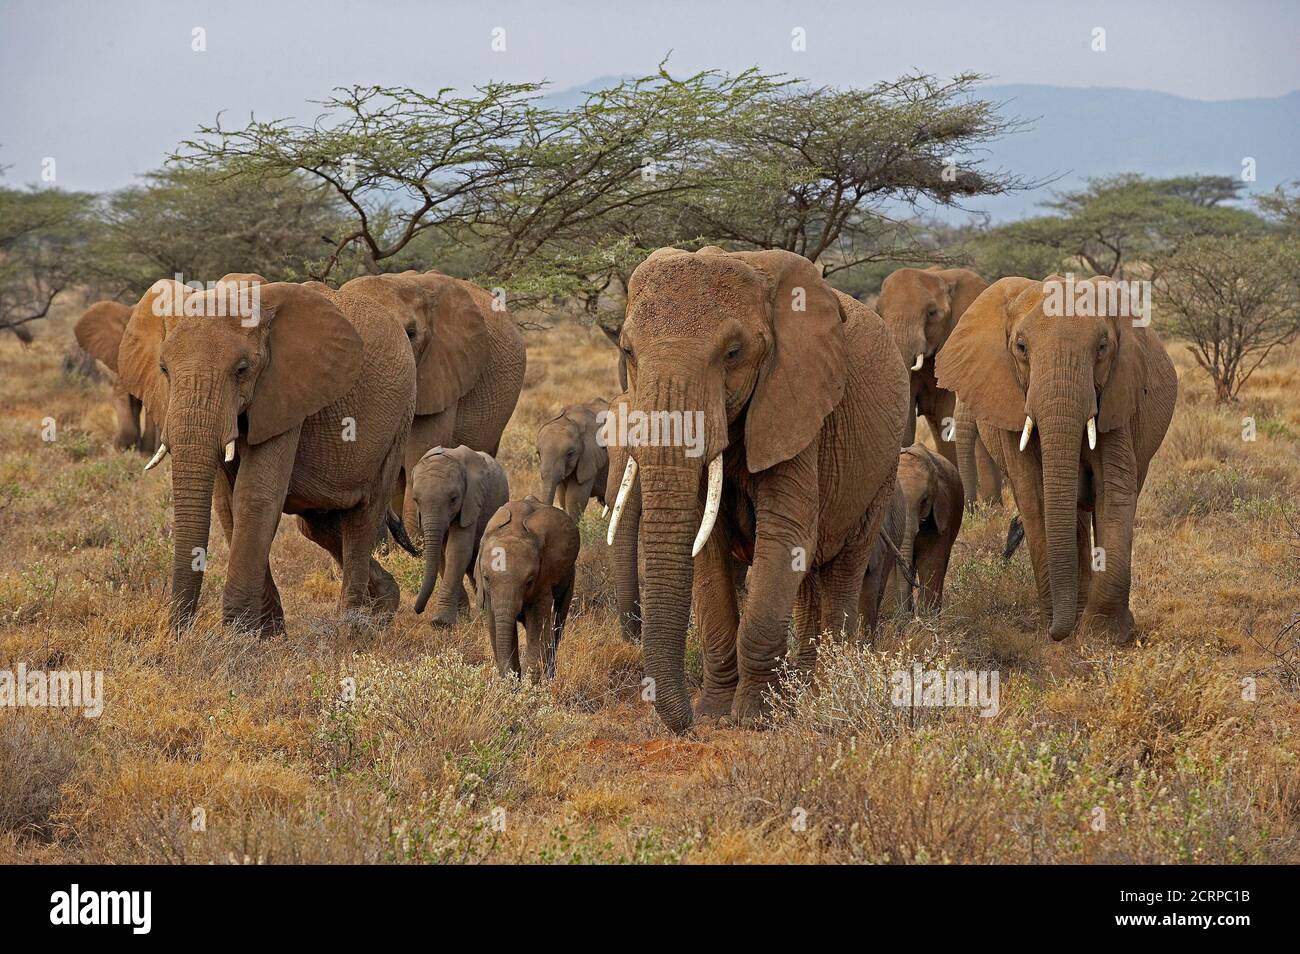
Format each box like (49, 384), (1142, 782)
(1018, 416), (1034, 452)
(605, 457), (638, 546)
(691, 455), (724, 558)
(600, 504), (610, 519)
(143, 443), (168, 472)
(911, 354), (924, 371)
(1086, 417), (1097, 450)
(224, 440), (236, 462)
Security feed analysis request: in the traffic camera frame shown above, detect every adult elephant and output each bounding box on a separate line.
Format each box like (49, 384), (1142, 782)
(119, 275), (415, 634)
(935, 275), (1177, 644)
(606, 247), (909, 732)
(74, 301), (159, 453)
(344, 271), (525, 536)
(877, 266), (1002, 504)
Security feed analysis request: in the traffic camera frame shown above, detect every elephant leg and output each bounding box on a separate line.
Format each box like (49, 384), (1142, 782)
(339, 495), (398, 622)
(522, 601), (555, 681)
(1082, 433), (1138, 644)
(693, 531), (739, 720)
(217, 468), (285, 636)
(552, 574), (574, 668)
(429, 523), (475, 627)
(564, 478), (594, 521)
(297, 512), (397, 620)
(792, 573), (822, 673)
(222, 432), (298, 631)
(732, 452), (817, 727)
(913, 531), (953, 615)
(975, 436), (1003, 506)
(823, 475), (892, 639)
(111, 385), (140, 452)
(858, 547), (892, 638)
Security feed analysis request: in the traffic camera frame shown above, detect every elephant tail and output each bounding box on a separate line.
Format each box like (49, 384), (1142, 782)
(387, 509), (419, 557)
(1002, 514), (1025, 561)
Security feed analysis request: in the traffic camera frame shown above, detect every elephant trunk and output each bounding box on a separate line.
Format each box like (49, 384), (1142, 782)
(1032, 367), (1091, 641)
(954, 406), (980, 508)
(539, 456), (567, 509)
(165, 396), (225, 633)
(413, 518), (448, 615)
(895, 511), (919, 613)
(492, 604), (521, 677)
(637, 459), (700, 733)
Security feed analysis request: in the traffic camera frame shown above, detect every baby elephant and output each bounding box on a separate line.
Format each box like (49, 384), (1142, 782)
(536, 400), (609, 521)
(476, 498), (580, 679)
(860, 443), (964, 627)
(411, 445), (510, 627)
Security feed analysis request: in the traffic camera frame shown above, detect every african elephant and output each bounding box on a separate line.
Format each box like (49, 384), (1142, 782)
(476, 498), (580, 679)
(606, 246), (909, 732)
(859, 444), (963, 624)
(411, 445), (510, 627)
(877, 266), (1002, 503)
(344, 271), (525, 536)
(118, 274), (416, 634)
(935, 275), (1177, 644)
(537, 399), (609, 521)
(604, 391), (642, 642)
(74, 301), (160, 453)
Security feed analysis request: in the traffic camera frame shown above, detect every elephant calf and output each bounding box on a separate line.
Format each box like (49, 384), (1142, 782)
(476, 498), (580, 679)
(860, 444), (964, 629)
(411, 445), (510, 627)
(74, 301), (160, 453)
(536, 399), (609, 521)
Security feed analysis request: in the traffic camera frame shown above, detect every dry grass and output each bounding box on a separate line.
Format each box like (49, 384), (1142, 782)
(0, 303), (1297, 864)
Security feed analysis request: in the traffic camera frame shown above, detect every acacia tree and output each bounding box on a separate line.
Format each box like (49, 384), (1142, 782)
(0, 185), (95, 341)
(1155, 235), (1300, 402)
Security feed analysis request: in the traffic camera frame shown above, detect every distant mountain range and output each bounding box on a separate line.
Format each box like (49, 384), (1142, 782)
(549, 79), (1300, 223)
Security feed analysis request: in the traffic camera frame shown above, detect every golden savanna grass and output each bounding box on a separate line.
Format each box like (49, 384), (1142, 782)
(0, 299), (1298, 863)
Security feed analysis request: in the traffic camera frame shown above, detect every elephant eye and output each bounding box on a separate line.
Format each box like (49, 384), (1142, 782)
(1015, 337), (1028, 356)
(159, 361), (169, 378)
(234, 359), (250, 378)
(725, 342), (742, 362)
(1097, 336), (1109, 359)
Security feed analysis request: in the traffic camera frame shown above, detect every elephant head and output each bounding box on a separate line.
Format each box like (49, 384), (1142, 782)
(411, 444), (492, 619)
(608, 246), (848, 731)
(118, 275), (362, 631)
(893, 445), (959, 613)
(935, 275), (1151, 639)
(536, 402), (607, 509)
(876, 267), (986, 374)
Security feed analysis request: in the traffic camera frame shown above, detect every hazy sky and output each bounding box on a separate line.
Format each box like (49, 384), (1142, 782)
(2, 0), (1298, 191)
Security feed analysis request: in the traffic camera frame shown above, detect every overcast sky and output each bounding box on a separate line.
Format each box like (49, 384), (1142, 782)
(2, 0), (1298, 191)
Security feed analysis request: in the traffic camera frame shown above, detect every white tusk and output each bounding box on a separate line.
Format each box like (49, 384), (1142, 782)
(1087, 417), (1097, 450)
(143, 443), (168, 472)
(691, 455), (724, 558)
(600, 505), (610, 519)
(1019, 416), (1034, 452)
(605, 457), (638, 546)
(224, 440), (236, 462)
(911, 354), (924, 371)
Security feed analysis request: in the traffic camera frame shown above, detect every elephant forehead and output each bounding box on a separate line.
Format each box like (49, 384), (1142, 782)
(161, 315), (255, 349)
(628, 257), (767, 337)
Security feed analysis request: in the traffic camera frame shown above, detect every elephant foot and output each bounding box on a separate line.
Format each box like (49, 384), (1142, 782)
(367, 561), (400, 621)
(694, 689), (735, 722)
(428, 607), (460, 629)
(1082, 606), (1135, 646)
(730, 686), (774, 730)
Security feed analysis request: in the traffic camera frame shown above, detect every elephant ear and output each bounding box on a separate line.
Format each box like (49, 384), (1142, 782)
(600, 323), (629, 392)
(246, 283), (363, 445)
(733, 250), (846, 473)
(400, 273), (490, 416)
(119, 280), (188, 430)
(935, 278), (1039, 433)
(455, 446), (487, 529)
(74, 301), (131, 373)
(1097, 285), (1152, 433)
(929, 453), (959, 535)
(939, 269), (988, 327)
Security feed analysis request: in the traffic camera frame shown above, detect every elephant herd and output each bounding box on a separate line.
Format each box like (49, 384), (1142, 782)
(75, 246), (1177, 734)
